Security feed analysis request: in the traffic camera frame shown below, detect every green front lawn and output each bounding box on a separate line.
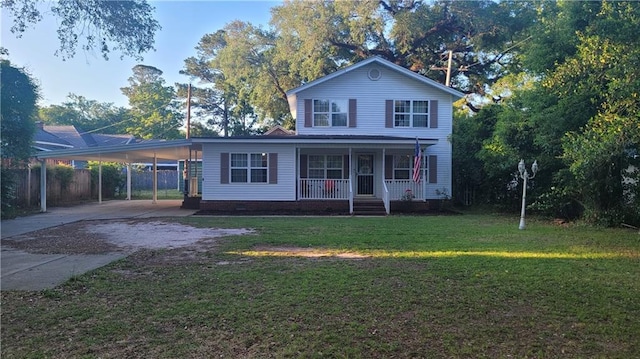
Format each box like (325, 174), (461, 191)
(2, 215), (639, 358)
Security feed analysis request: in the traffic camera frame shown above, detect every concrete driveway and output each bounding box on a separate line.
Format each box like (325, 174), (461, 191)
(1, 200), (197, 291)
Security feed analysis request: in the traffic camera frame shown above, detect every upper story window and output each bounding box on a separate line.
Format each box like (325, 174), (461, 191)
(394, 100), (429, 127)
(230, 153), (268, 183)
(313, 99), (348, 127)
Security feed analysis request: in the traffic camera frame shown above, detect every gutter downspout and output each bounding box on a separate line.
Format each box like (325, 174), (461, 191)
(98, 158), (103, 204)
(126, 163), (132, 200)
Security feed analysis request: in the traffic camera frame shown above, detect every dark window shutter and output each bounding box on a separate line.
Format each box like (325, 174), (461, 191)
(430, 100), (438, 128)
(385, 155), (393, 179)
(385, 100), (393, 128)
(428, 155), (437, 183)
(343, 155), (350, 179)
(269, 153), (278, 184)
(300, 154), (308, 179)
(304, 99), (312, 127)
(348, 99), (357, 128)
(220, 153), (229, 184)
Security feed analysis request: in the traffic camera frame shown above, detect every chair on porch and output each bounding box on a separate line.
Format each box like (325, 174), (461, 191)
(324, 179), (337, 198)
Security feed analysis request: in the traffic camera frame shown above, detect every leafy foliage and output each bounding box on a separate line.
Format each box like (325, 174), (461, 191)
(183, 0), (537, 126)
(120, 65), (183, 139)
(0, 59), (39, 164)
(2, 0), (160, 60)
(453, 1), (640, 226)
(87, 162), (124, 198)
(39, 94), (129, 134)
(0, 59), (39, 218)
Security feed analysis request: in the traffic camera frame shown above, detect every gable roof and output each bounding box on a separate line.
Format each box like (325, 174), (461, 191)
(286, 56), (465, 99)
(264, 125), (295, 136)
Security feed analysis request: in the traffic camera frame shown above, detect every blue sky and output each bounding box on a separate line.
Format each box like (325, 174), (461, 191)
(1, 1), (279, 107)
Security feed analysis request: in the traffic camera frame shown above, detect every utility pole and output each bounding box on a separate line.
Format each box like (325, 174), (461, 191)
(186, 83), (192, 139)
(430, 50), (455, 87)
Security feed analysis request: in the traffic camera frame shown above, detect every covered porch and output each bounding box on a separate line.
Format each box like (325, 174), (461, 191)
(295, 139), (438, 214)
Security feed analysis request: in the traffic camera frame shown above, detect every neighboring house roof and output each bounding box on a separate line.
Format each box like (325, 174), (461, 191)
(264, 125), (295, 136)
(33, 124), (135, 153)
(286, 56), (466, 99)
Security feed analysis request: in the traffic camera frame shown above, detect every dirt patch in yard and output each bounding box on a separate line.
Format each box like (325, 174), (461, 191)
(2, 219), (254, 255)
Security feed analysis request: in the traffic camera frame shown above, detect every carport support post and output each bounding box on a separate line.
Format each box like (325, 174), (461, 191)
(98, 159), (103, 204)
(152, 153), (158, 204)
(39, 160), (47, 212)
(126, 163), (132, 200)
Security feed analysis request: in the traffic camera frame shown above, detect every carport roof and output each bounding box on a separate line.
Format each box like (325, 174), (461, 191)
(35, 135), (437, 163)
(35, 139), (198, 163)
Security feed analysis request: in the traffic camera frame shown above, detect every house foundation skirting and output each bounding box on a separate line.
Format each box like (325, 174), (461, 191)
(198, 200), (350, 215)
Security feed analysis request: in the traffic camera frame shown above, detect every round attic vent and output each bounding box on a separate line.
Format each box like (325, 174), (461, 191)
(368, 68), (381, 81)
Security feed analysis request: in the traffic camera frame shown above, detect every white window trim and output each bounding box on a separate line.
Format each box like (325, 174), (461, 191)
(393, 100), (429, 128)
(230, 153), (269, 184)
(307, 154), (343, 179)
(313, 99), (348, 127)
(392, 155), (411, 180)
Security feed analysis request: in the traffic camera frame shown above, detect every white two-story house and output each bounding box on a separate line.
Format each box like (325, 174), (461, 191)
(195, 57), (464, 215)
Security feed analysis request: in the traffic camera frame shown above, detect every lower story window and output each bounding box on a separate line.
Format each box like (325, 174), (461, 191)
(308, 155), (343, 179)
(231, 153), (268, 183)
(393, 155), (411, 179)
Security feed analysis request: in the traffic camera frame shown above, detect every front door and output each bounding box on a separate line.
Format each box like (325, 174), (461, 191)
(356, 154), (374, 196)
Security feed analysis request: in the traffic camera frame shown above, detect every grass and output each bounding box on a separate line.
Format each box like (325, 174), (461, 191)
(123, 189), (185, 200)
(2, 214), (639, 358)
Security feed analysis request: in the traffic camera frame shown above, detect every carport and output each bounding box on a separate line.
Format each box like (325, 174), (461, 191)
(35, 139), (201, 212)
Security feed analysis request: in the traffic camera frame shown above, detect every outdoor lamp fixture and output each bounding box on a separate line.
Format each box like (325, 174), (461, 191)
(518, 159), (538, 230)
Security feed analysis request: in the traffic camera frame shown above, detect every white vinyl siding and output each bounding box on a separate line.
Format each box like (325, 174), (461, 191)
(294, 64), (452, 139)
(201, 143), (296, 201)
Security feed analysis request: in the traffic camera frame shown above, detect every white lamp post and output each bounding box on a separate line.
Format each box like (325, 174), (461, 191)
(518, 159), (538, 230)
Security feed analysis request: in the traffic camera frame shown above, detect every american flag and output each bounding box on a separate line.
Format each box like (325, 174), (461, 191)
(413, 139), (421, 182)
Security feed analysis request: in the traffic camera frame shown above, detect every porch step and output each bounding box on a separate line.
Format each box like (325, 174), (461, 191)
(352, 199), (387, 216)
(181, 196), (201, 210)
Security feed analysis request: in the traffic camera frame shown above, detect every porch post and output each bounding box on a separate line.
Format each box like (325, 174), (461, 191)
(39, 159), (47, 212)
(382, 148), (386, 185)
(126, 163), (132, 200)
(152, 153), (158, 204)
(98, 158), (103, 204)
(349, 147), (353, 214)
(296, 146), (300, 200)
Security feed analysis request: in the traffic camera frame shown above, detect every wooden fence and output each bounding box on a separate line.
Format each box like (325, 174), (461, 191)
(8, 168), (92, 207)
(7, 168), (179, 208)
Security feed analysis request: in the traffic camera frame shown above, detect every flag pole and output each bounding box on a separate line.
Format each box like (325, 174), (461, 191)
(422, 148), (426, 202)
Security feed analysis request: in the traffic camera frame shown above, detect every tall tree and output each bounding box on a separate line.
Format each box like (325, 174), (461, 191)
(0, 59), (39, 164)
(0, 59), (39, 217)
(181, 27), (266, 135)
(191, 0), (536, 125)
(2, 0), (161, 60)
(120, 65), (183, 139)
(460, 1), (640, 225)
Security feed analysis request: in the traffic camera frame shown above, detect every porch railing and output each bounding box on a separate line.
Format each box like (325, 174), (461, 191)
(299, 179), (349, 200)
(384, 180), (425, 201)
